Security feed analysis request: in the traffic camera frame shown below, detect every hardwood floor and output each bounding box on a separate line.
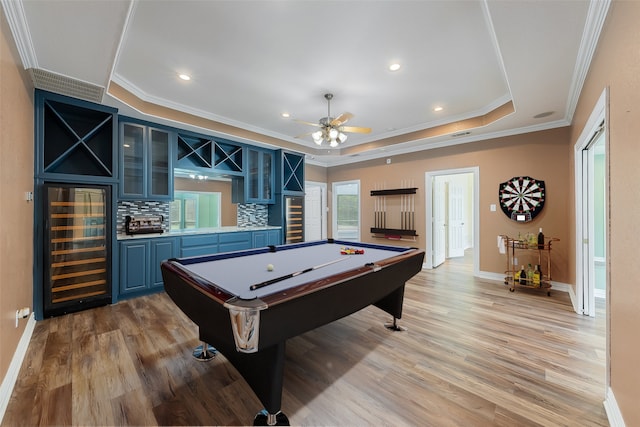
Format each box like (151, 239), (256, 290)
(3, 253), (607, 426)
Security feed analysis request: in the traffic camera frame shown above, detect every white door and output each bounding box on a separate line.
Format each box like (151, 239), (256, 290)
(448, 177), (465, 258)
(305, 185), (323, 241)
(432, 177), (446, 267)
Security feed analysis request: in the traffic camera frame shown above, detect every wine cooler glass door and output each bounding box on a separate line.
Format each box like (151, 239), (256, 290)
(44, 183), (112, 317)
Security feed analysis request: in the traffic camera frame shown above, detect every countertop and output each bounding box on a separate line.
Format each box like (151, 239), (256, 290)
(117, 225), (281, 240)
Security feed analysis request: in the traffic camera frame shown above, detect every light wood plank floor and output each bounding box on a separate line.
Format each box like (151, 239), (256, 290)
(3, 253), (607, 426)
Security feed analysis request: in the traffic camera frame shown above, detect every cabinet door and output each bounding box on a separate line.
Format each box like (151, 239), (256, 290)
(261, 150), (273, 202)
(247, 149), (260, 200)
(148, 128), (171, 199)
(121, 123), (145, 197)
(120, 241), (149, 294)
(244, 148), (275, 204)
(267, 229), (281, 246)
(253, 231), (267, 248)
(151, 238), (177, 288)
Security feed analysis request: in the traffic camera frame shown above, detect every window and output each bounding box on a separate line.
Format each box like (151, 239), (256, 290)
(332, 180), (360, 241)
(170, 191), (221, 231)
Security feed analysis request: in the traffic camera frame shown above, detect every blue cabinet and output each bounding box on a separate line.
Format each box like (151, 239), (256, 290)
(232, 147), (275, 204)
(119, 240), (150, 295)
(180, 234), (219, 257)
(176, 131), (244, 176)
(119, 237), (178, 298)
(276, 150), (305, 195)
(179, 230), (279, 258)
(35, 90), (118, 182)
(219, 231), (252, 252)
(253, 229), (281, 248)
(120, 119), (174, 200)
(151, 238), (179, 288)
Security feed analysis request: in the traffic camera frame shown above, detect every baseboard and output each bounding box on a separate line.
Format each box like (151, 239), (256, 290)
(0, 313), (36, 423)
(604, 387), (626, 427)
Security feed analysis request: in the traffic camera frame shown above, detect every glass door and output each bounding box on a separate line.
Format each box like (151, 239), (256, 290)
(285, 196), (304, 243)
(44, 184), (111, 317)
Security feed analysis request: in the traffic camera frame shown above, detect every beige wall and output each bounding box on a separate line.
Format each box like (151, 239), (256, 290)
(0, 9), (35, 388)
(569, 1), (639, 424)
(327, 127), (571, 282)
(305, 163), (327, 183)
(174, 178), (237, 226)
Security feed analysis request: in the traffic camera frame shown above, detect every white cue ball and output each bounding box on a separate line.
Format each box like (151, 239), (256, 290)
(267, 264), (274, 271)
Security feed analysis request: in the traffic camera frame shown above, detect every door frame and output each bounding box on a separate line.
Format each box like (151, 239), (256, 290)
(425, 167), (479, 275)
(574, 88), (607, 317)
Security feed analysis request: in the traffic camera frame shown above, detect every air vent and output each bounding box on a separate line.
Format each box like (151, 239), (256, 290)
(28, 68), (104, 103)
(451, 131), (471, 137)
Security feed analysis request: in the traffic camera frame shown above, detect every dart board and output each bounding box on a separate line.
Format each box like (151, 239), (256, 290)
(498, 176), (545, 222)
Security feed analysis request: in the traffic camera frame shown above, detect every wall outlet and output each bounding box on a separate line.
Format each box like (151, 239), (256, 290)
(15, 307), (30, 327)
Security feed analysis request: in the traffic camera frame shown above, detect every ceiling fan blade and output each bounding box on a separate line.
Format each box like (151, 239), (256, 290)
(294, 119), (322, 127)
(340, 125), (371, 134)
(330, 112), (354, 126)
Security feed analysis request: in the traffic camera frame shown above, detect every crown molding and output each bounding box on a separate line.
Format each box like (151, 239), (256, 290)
(565, 0), (612, 123)
(1, 0), (37, 69)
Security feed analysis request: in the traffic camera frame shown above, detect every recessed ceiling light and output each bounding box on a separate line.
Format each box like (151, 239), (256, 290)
(434, 106), (443, 112)
(178, 73), (191, 81)
(389, 63), (401, 71)
(281, 112), (290, 118)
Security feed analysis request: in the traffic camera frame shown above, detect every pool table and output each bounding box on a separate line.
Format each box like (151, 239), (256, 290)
(161, 239), (425, 426)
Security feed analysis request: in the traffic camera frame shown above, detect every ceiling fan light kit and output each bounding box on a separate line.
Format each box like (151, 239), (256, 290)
(297, 93), (371, 147)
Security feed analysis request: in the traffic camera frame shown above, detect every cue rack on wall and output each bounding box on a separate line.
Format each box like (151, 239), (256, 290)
(371, 181), (418, 242)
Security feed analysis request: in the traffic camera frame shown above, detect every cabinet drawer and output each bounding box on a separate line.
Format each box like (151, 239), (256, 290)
(181, 246), (219, 258)
(180, 234), (219, 247)
(218, 232), (251, 252)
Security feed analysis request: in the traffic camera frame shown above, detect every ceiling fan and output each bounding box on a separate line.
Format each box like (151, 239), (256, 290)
(295, 93), (371, 147)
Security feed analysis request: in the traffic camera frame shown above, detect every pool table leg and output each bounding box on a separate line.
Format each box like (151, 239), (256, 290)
(192, 341), (217, 361)
(253, 409), (290, 426)
(384, 317), (407, 331)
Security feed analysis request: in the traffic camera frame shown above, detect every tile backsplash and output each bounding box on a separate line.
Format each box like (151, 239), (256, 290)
(237, 203), (268, 227)
(117, 200), (267, 234)
(117, 200), (170, 235)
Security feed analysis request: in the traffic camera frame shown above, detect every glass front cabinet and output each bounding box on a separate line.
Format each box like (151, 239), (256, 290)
(233, 147), (275, 204)
(120, 120), (174, 200)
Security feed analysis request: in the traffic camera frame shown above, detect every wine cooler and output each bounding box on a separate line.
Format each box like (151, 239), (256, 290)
(284, 195), (304, 244)
(43, 183), (112, 317)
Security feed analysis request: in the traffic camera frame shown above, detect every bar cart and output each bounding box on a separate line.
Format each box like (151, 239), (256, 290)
(500, 235), (558, 296)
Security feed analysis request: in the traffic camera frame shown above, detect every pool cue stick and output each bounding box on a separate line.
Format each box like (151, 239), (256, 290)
(400, 191), (403, 229)
(374, 184), (378, 228)
(249, 257), (348, 291)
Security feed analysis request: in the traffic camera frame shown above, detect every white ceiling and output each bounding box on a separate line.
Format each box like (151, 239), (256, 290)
(2, 0), (609, 166)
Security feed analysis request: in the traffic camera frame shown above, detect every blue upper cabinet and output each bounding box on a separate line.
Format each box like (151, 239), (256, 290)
(232, 147), (275, 204)
(35, 90), (118, 182)
(276, 150), (305, 195)
(176, 131), (244, 176)
(119, 118), (174, 200)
